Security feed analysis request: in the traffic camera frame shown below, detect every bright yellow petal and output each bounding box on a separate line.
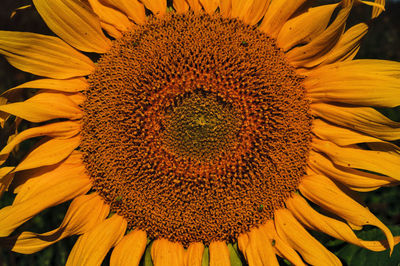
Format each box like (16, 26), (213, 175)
(199, 0), (219, 14)
(32, 0), (111, 53)
(274, 208), (341, 266)
(219, 0), (232, 17)
(305, 64), (400, 108)
(308, 151), (398, 192)
(0, 121), (80, 165)
(0, 91), (82, 123)
(66, 214), (127, 266)
(1, 193), (109, 254)
(209, 241), (230, 266)
(173, 0), (189, 13)
(311, 103), (400, 141)
(0, 169), (91, 237)
(88, 0), (133, 32)
(100, 22), (123, 39)
(286, 5), (351, 68)
(312, 138), (400, 181)
(102, 0), (147, 25)
(321, 23), (368, 64)
(231, 0), (270, 25)
(277, 3), (339, 51)
(186, 0), (203, 12)
(309, 59), (400, 78)
(185, 242), (204, 266)
(151, 238), (185, 266)
(238, 227), (279, 266)
(287, 194), (395, 252)
(0, 167), (14, 197)
(110, 230), (147, 266)
(141, 0), (166, 17)
(13, 151), (83, 193)
(299, 174), (395, 252)
(259, 0), (307, 38)
(14, 135), (80, 172)
(0, 31), (94, 78)
(263, 220), (306, 266)
(312, 119), (397, 148)
(1, 78), (88, 103)
(66, 91), (86, 106)
(370, 0), (385, 18)
(13, 154), (86, 204)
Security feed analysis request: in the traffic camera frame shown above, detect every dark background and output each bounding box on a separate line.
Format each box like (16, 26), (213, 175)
(0, 1), (399, 265)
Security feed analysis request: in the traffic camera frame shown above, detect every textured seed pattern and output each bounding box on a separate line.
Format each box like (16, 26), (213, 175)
(80, 13), (312, 246)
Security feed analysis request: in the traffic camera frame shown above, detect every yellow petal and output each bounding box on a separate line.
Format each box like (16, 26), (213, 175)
(88, 0), (133, 32)
(277, 3), (339, 51)
(13, 151), (83, 193)
(312, 119), (400, 150)
(141, 0), (166, 17)
(110, 230), (147, 266)
(199, 0), (219, 14)
(219, 0), (232, 18)
(173, 0), (189, 13)
(287, 193), (395, 252)
(66, 91), (86, 106)
(259, 0), (307, 38)
(312, 138), (400, 181)
(185, 242), (204, 266)
(0, 31), (94, 78)
(309, 59), (400, 78)
(0, 121), (80, 165)
(311, 103), (400, 141)
(0, 170), (91, 237)
(321, 23), (368, 64)
(209, 241), (230, 266)
(15, 135), (80, 172)
(231, 0), (270, 25)
(1, 78), (88, 102)
(1, 193), (109, 254)
(0, 91), (82, 123)
(0, 167), (14, 197)
(238, 227), (279, 266)
(308, 151), (398, 192)
(66, 214), (127, 266)
(299, 174), (395, 252)
(370, 0), (385, 18)
(100, 22), (123, 39)
(286, 5), (351, 68)
(32, 0), (111, 53)
(186, 0), (203, 12)
(151, 238), (186, 266)
(274, 208), (341, 266)
(262, 220), (306, 266)
(102, 0), (147, 25)
(305, 65), (400, 108)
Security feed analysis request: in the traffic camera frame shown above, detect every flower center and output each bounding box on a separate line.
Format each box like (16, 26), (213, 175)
(81, 12), (312, 246)
(162, 93), (241, 161)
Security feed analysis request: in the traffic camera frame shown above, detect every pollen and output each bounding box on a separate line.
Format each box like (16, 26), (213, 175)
(80, 12), (313, 246)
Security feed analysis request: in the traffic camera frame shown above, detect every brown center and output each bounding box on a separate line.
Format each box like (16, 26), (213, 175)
(80, 12), (312, 246)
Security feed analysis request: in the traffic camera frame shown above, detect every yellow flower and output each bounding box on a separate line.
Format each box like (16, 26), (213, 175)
(0, 0), (399, 265)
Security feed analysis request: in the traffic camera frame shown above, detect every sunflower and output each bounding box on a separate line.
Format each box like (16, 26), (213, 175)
(0, 0), (399, 265)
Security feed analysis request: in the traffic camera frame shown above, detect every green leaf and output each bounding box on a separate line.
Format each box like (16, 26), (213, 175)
(228, 243), (244, 266)
(333, 225), (400, 266)
(202, 247), (209, 266)
(140, 241), (153, 266)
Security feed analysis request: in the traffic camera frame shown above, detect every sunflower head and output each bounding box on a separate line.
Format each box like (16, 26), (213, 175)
(0, 0), (399, 265)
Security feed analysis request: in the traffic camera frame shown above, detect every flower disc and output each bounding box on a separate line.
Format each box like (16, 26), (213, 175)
(81, 13), (313, 245)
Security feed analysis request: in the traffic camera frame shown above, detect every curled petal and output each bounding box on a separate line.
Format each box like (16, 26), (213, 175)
(299, 174), (395, 252)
